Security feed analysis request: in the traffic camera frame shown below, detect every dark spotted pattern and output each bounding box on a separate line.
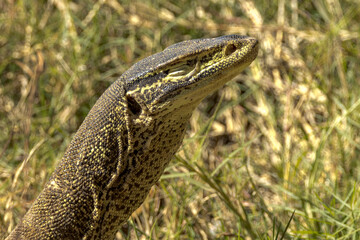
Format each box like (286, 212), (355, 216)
(7, 35), (258, 240)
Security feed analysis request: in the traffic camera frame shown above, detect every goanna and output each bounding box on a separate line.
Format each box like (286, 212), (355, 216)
(7, 35), (259, 240)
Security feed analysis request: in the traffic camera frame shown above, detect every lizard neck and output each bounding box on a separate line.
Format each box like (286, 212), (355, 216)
(85, 92), (193, 239)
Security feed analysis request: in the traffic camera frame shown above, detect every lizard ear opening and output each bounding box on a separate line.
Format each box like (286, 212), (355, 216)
(126, 95), (142, 115)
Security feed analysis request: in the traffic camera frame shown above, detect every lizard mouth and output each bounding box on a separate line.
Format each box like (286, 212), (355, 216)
(153, 37), (259, 105)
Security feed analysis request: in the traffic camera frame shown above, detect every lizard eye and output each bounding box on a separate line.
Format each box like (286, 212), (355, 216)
(187, 58), (197, 67)
(225, 44), (237, 56)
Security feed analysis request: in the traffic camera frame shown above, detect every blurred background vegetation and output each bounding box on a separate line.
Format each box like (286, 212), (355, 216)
(1, 0), (360, 239)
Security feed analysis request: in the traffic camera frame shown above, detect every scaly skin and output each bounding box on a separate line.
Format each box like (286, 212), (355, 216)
(7, 35), (258, 240)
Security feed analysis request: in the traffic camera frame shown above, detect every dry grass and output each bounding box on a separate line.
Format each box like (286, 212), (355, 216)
(1, 0), (360, 239)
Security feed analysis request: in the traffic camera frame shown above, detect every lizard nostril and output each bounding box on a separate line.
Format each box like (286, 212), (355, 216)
(225, 44), (237, 56)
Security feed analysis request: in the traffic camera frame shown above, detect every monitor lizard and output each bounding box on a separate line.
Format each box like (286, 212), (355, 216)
(7, 34), (259, 240)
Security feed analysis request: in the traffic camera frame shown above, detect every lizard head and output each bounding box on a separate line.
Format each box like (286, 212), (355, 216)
(122, 35), (258, 117)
